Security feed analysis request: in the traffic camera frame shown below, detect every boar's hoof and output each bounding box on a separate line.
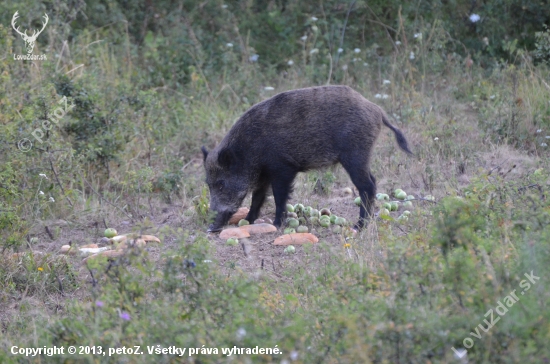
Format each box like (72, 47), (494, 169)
(207, 225), (223, 233)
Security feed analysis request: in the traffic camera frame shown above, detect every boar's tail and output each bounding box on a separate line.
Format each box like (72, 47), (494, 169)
(382, 115), (413, 155)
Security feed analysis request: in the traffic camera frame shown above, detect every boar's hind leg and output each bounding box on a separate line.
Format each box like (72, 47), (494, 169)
(246, 181), (270, 223)
(271, 171), (298, 228)
(341, 160), (376, 229)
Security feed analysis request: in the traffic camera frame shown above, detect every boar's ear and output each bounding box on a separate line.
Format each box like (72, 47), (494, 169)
(201, 146), (209, 161)
(217, 147), (239, 169)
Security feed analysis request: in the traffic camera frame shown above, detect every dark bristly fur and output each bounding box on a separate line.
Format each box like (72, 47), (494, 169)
(202, 85), (413, 232)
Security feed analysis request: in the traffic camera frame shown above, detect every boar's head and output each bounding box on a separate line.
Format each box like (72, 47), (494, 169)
(202, 146), (249, 232)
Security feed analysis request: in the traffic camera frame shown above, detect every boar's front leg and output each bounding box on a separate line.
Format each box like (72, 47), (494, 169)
(270, 170), (298, 228)
(246, 180), (270, 223)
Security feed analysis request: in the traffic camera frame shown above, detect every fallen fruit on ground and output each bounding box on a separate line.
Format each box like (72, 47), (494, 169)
(226, 238), (239, 246)
(104, 228), (117, 238)
(238, 219), (250, 226)
(284, 245), (296, 254)
(287, 218), (299, 228)
(297, 225), (309, 233)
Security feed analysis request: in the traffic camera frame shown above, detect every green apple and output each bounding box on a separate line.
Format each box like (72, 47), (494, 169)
(355, 197), (362, 206)
(297, 225), (309, 233)
(402, 210), (411, 216)
(226, 237), (239, 246)
(381, 194), (390, 201)
(425, 195), (435, 201)
(104, 228), (118, 238)
(298, 217), (307, 225)
(238, 219), (250, 226)
(294, 203), (304, 213)
(396, 191), (407, 200)
(287, 212), (298, 218)
(287, 218), (300, 228)
(284, 245), (296, 254)
(379, 208), (390, 216)
(310, 209), (320, 218)
(332, 225), (342, 233)
(286, 204), (295, 213)
(382, 202), (392, 210)
(397, 214), (409, 223)
(394, 188), (404, 196)
(390, 202), (399, 211)
(330, 214), (338, 223)
(335, 217), (347, 226)
(403, 200), (413, 208)
(320, 216), (331, 227)
(304, 206), (312, 215)
(284, 228), (296, 234)
(310, 217), (319, 225)
(406, 195), (415, 200)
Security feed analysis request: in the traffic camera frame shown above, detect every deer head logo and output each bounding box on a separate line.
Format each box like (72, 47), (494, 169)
(11, 11), (49, 54)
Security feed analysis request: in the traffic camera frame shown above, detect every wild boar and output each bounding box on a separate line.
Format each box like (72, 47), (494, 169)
(202, 85), (412, 232)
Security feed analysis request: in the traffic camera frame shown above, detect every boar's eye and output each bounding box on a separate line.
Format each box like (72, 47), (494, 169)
(214, 180), (225, 191)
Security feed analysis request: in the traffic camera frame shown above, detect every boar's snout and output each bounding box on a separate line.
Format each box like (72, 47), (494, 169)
(207, 208), (236, 232)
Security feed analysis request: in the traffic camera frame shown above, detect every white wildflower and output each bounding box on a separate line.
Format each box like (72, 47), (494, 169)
(221, 4), (228, 9)
(382, 94), (389, 99)
(374, 94), (382, 99)
(363, 62), (368, 66)
(536, 129), (542, 133)
(287, 60), (294, 66)
(342, 65), (348, 71)
(311, 16), (318, 22)
(546, 135), (550, 139)
(249, 54), (259, 62)
(469, 14), (480, 23)
(290, 351), (299, 360)
(395, 41), (401, 45)
(39, 191), (44, 195)
(39, 173), (48, 179)
(236, 328), (246, 340)
(264, 86), (274, 91)
(300, 35), (307, 41)
(490, 95), (496, 99)
(337, 48), (343, 53)
(226, 43), (233, 47)
(434, 137), (439, 141)
(352, 57), (360, 62)
(414, 33), (422, 40)
(309, 48), (319, 55)
(409, 52), (415, 60)
(354, 48), (361, 53)
(49, 197), (55, 203)
(383, 80), (391, 85)
(541, 143), (548, 147)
